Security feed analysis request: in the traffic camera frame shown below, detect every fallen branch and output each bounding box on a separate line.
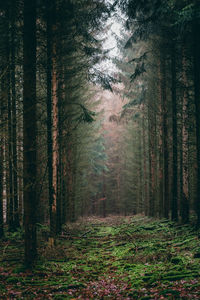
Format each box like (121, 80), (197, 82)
(80, 230), (92, 237)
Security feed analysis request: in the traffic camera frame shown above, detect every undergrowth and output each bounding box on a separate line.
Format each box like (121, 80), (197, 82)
(0, 215), (200, 299)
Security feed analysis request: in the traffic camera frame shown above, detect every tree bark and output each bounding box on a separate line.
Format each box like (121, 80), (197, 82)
(181, 46), (189, 223)
(193, 3), (200, 226)
(160, 52), (169, 219)
(148, 100), (156, 217)
(102, 170), (106, 218)
(142, 104), (148, 216)
(66, 143), (75, 222)
(50, 39), (58, 241)
(158, 54), (164, 218)
(11, 0), (19, 228)
(23, 0), (37, 266)
(171, 43), (178, 221)
(5, 4), (14, 230)
(0, 99), (4, 238)
(57, 63), (64, 233)
(46, 0), (53, 239)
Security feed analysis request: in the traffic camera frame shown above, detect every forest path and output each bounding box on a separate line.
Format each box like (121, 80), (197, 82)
(0, 215), (200, 299)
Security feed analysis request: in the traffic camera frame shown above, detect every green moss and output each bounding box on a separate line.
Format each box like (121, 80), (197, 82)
(12, 265), (28, 273)
(171, 256), (184, 264)
(159, 289), (180, 296)
(53, 295), (70, 299)
(6, 276), (20, 283)
(1, 216), (200, 299)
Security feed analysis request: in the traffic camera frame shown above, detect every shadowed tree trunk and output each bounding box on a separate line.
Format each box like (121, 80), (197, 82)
(193, 3), (200, 226)
(160, 52), (169, 219)
(46, 0), (59, 244)
(56, 63), (64, 234)
(5, 4), (14, 231)
(158, 53), (164, 218)
(181, 46), (189, 223)
(148, 100), (156, 217)
(102, 170), (106, 218)
(138, 123), (143, 213)
(142, 104), (148, 216)
(0, 99), (4, 238)
(0, 147), (3, 238)
(171, 43), (178, 222)
(51, 39), (59, 241)
(11, 0), (19, 229)
(23, 0), (37, 266)
(46, 0), (53, 242)
(66, 142), (75, 222)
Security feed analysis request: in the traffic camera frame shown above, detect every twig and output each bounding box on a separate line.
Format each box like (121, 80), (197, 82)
(80, 230), (92, 237)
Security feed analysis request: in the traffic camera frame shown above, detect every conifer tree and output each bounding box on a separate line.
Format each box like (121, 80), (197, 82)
(23, 0), (37, 265)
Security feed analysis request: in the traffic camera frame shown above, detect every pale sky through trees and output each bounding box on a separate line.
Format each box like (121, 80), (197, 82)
(98, 4), (123, 74)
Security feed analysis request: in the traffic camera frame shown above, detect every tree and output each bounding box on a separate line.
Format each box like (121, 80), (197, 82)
(180, 45), (189, 223)
(171, 41), (178, 222)
(23, 0), (37, 265)
(11, 0), (19, 229)
(193, 0), (200, 225)
(0, 99), (4, 238)
(117, 0), (200, 222)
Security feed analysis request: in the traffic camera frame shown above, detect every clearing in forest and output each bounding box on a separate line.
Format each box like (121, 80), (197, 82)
(0, 215), (200, 299)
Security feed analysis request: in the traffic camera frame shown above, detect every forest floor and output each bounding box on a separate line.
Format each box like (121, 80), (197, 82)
(0, 215), (200, 299)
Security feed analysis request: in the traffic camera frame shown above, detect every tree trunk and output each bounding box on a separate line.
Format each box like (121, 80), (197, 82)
(11, 0), (19, 228)
(46, 0), (59, 244)
(66, 143), (75, 222)
(61, 147), (67, 224)
(0, 102), (4, 238)
(57, 65), (64, 234)
(102, 170), (106, 218)
(181, 46), (189, 223)
(23, 0), (37, 266)
(148, 101), (156, 217)
(142, 105), (148, 216)
(50, 39), (58, 241)
(17, 106), (23, 225)
(160, 52), (169, 219)
(5, 4), (14, 230)
(158, 54), (164, 218)
(46, 0), (53, 239)
(171, 43), (178, 221)
(138, 124), (143, 213)
(193, 4), (200, 226)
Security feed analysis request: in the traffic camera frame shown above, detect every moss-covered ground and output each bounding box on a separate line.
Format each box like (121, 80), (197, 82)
(0, 215), (200, 299)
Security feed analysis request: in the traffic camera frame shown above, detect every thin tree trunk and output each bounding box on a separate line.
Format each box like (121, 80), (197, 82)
(5, 5), (14, 230)
(66, 143), (75, 222)
(11, 0), (19, 228)
(23, 0), (37, 266)
(158, 55), (164, 218)
(46, 0), (59, 243)
(56, 65), (64, 233)
(46, 0), (53, 240)
(102, 170), (106, 218)
(138, 124), (143, 213)
(50, 39), (58, 240)
(61, 148), (67, 224)
(171, 43), (178, 221)
(160, 52), (169, 219)
(5, 136), (10, 225)
(17, 110), (23, 224)
(0, 101), (4, 238)
(193, 4), (200, 226)
(57, 142), (62, 233)
(148, 102), (156, 217)
(142, 105), (148, 216)
(181, 46), (189, 223)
